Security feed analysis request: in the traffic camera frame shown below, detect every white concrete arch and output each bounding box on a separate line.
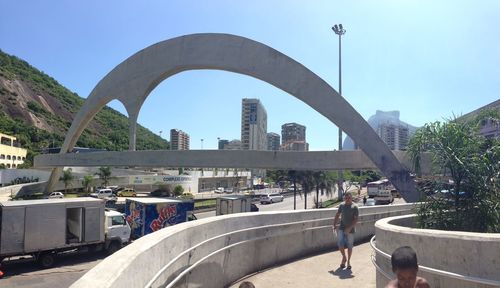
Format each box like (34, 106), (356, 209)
(44, 33), (419, 202)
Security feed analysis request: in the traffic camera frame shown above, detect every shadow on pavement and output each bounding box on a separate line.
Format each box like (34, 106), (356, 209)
(329, 267), (355, 279)
(1, 250), (107, 278)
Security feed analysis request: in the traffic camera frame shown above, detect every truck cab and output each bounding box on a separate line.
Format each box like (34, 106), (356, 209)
(104, 210), (131, 253)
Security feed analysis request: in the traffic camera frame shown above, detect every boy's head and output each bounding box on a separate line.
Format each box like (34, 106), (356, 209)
(391, 246), (419, 288)
(344, 192), (353, 204)
(239, 281), (255, 288)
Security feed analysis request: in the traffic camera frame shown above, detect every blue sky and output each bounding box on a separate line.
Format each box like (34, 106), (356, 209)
(1, 1), (499, 150)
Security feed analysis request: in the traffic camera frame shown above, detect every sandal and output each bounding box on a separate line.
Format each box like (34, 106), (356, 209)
(346, 264), (352, 270)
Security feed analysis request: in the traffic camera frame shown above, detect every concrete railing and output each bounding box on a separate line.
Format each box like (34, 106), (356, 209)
(373, 214), (500, 288)
(71, 203), (416, 288)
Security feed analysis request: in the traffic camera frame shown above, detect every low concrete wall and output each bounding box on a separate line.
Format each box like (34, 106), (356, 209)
(71, 203), (416, 288)
(374, 214), (500, 288)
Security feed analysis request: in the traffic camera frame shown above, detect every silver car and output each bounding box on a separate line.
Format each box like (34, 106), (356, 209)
(260, 193), (284, 204)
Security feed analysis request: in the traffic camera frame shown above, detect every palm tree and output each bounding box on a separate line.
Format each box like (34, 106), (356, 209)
(60, 168), (74, 193)
(313, 171), (326, 208)
(82, 175), (93, 193)
(96, 166), (112, 187)
(288, 170), (297, 210)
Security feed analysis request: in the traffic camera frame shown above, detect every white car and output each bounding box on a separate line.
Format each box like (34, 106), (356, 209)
(365, 198), (376, 206)
(90, 188), (113, 199)
(260, 193), (284, 204)
(49, 192), (64, 199)
(214, 187), (225, 194)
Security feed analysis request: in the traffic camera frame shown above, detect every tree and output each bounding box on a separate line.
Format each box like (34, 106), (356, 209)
(82, 175), (93, 193)
(96, 166), (112, 187)
(408, 111), (500, 233)
(173, 185), (184, 196)
(60, 168), (74, 193)
(313, 171), (326, 208)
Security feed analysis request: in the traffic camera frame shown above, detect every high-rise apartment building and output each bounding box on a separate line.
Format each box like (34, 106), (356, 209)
(281, 122), (306, 144)
(281, 123), (308, 151)
(241, 98), (267, 150)
(170, 129), (190, 150)
(267, 133), (280, 151)
(376, 124), (409, 150)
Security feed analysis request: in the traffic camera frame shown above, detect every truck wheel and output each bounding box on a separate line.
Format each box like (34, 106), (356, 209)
(107, 241), (120, 255)
(38, 253), (56, 269)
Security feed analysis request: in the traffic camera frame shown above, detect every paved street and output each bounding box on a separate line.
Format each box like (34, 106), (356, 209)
(0, 250), (105, 288)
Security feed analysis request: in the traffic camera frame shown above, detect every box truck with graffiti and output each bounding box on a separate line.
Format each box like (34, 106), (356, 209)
(125, 198), (195, 240)
(0, 198), (131, 268)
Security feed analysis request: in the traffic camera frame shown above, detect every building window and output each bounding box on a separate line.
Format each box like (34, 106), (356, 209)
(6, 164), (10, 168)
(12, 164), (16, 168)
(6, 155), (11, 160)
(0, 154), (4, 159)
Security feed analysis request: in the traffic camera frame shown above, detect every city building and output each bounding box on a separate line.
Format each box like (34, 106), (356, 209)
(281, 140), (309, 151)
(281, 122), (306, 143)
(170, 129), (190, 150)
(479, 117), (500, 139)
(218, 139), (229, 150)
(241, 98), (267, 150)
(457, 99), (500, 139)
(0, 132), (27, 168)
(281, 123), (308, 151)
(343, 110), (417, 151)
(267, 133), (280, 151)
(224, 140), (242, 150)
(376, 124), (409, 150)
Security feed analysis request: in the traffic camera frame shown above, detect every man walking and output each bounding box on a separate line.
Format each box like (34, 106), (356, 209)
(333, 192), (359, 269)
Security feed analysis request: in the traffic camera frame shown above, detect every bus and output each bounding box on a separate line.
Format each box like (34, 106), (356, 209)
(367, 179), (393, 204)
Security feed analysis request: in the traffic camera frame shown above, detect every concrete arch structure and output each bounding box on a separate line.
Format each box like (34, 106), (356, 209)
(44, 33), (418, 202)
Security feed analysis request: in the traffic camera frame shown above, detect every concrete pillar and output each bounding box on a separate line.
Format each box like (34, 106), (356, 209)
(128, 112), (138, 151)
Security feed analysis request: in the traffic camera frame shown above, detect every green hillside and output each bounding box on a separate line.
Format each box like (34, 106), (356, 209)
(0, 50), (169, 167)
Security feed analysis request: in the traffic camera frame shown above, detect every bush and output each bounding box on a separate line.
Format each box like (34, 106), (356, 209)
(408, 111), (500, 233)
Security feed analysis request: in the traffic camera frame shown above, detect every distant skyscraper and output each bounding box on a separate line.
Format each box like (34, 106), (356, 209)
(377, 124), (409, 150)
(170, 129), (190, 150)
(281, 123), (308, 151)
(218, 139), (229, 150)
(267, 132), (280, 151)
(241, 98), (267, 150)
(281, 123), (306, 143)
(343, 110), (417, 151)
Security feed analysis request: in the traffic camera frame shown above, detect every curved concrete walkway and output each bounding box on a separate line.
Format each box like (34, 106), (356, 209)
(230, 241), (375, 288)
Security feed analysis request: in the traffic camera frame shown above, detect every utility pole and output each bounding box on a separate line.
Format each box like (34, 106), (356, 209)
(332, 23), (346, 201)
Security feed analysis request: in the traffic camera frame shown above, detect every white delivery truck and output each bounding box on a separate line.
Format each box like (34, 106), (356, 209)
(216, 195), (255, 216)
(0, 198), (131, 268)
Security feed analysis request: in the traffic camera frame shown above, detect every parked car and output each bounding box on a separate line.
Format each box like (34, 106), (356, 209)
(365, 198), (376, 206)
(48, 192), (64, 199)
(224, 187), (234, 193)
(250, 203), (259, 212)
(260, 193), (284, 204)
(90, 188), (113, 199)
(214, 187), (225, 194)
(117, 188), (136, 197)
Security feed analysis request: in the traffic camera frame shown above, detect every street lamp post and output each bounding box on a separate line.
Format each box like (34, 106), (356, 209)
(201, 138), (204, 150)
(332, 23), (346, 201)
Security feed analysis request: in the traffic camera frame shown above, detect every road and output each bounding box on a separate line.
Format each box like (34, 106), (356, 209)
(196, 188), (355, 219)
(0, 250), (105, 288)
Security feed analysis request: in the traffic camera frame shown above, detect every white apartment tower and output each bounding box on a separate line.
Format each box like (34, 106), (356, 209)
(241, 99), (267, 150)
